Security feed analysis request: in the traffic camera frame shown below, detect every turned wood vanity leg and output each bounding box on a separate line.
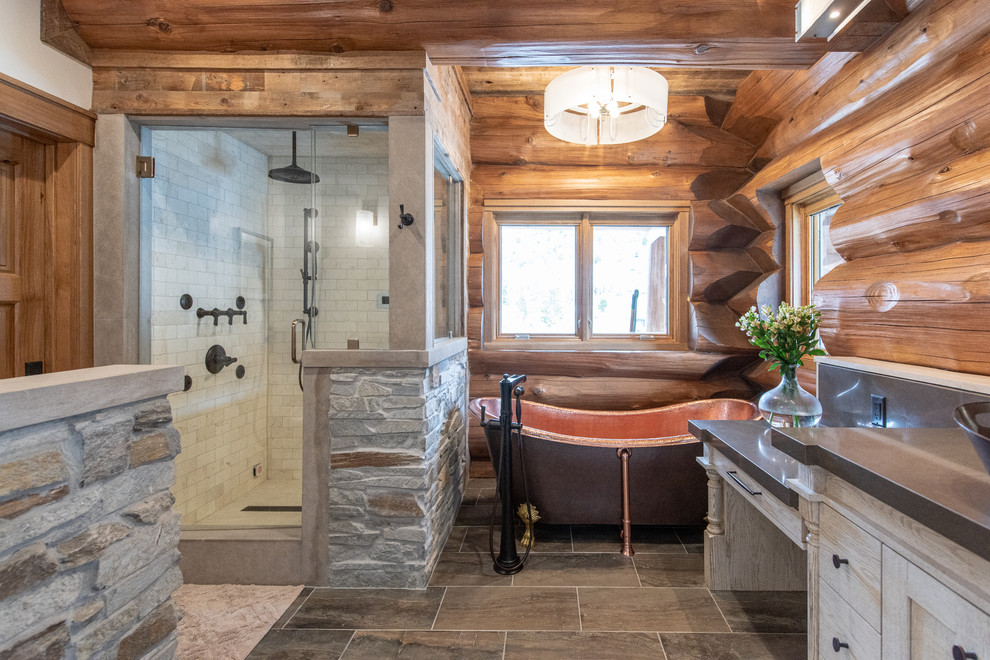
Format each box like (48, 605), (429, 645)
(618, 447), (634, 557)
(701, 461), (728, 589)
(704, 464), (724, 535)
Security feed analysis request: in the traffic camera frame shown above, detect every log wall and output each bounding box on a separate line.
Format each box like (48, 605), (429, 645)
(727, 0), (990, 377)
(467, 90), (773, 475)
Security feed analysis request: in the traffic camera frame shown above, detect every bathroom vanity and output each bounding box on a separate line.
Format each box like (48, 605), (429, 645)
(692, 358), (990, 659)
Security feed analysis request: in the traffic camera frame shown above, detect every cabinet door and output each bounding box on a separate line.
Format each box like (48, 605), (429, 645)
(882, 547), (990, 659)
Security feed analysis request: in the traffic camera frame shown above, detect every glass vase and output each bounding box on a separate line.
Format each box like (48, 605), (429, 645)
(758, 363), (822, 428)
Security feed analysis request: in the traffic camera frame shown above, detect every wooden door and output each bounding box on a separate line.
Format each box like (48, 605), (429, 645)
(0, 129), (47, 378)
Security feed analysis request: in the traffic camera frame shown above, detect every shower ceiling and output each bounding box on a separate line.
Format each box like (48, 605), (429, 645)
(222, 128), (389, 159)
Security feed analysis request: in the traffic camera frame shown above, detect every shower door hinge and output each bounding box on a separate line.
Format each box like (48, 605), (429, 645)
(136, 156), (155, 178)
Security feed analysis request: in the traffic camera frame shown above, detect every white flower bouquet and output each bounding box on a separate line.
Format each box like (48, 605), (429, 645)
(736, 302), (826, 371)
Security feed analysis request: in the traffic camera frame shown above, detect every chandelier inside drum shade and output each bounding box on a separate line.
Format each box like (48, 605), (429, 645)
(544, 66), (669, 146)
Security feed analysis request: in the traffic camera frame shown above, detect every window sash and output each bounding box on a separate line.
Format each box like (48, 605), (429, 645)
(784, 177), (843, 306)
(483, 201), (689, 350)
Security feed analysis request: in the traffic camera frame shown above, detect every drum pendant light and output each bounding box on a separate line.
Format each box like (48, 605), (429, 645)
(544, 66), (669, 146)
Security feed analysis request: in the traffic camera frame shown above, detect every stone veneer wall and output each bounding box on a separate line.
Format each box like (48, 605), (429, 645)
(327, 351), (467, 588)
(0, 396), (183, 658)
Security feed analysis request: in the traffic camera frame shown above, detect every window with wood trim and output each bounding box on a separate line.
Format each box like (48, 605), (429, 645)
(482, 201), (689, 350)
(784, 176), (843, 306)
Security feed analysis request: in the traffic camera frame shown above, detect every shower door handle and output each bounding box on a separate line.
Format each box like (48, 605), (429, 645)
(291, 319), (306, 364)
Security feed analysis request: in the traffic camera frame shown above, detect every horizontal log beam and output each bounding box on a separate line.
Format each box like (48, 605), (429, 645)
(473, 164), (752, 202)
(721, 53), (855, 147)
(64, 1), (832, 68)
(91, 68), (425, 116)
(814, 240), (990, 376)
(468, 349), (743, 380)
(471, 96), (756, 169)
(463, 67), (750, 98)
(754, 0), (990, 163)
(829, 153), (990, 260)
(91, 50), (428, 70)
(469, 373), (755, 410)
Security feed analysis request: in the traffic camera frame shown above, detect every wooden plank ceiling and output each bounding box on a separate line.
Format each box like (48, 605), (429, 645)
(59, 0), (832, 69)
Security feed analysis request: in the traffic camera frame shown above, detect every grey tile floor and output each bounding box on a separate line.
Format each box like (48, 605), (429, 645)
(247, 479), (806, 659)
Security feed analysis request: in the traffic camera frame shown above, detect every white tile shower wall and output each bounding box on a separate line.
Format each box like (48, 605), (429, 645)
(150, 130), (270, 525)
(266, 155), (390, 480)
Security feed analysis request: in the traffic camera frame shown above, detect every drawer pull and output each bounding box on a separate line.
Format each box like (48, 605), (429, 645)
(832, 637), (849, 653)
(832, 554), (849, 569)
(952, 646), (978, 660)
(726, 471), (761, 496)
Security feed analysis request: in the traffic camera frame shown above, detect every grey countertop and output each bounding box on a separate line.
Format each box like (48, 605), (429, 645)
(689, 420), (801, 508)
(690, 420), (990, 562)
(771, 426), (990, 562)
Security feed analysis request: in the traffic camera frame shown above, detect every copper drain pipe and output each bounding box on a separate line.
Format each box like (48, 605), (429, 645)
(618, 447), (634, 557)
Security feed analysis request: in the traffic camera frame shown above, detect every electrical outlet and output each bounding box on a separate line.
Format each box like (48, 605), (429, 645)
(252, 463), (263, 478)
(871, 395), (886, 427)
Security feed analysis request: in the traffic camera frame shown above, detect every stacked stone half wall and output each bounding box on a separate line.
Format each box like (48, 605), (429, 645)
(0, 368), (183, 659)
(326, 352), (467, 588)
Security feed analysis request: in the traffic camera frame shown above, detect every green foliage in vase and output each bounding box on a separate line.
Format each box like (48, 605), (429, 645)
(736, 303), (826, 371)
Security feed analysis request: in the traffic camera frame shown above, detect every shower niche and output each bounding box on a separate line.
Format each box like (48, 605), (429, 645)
(143, 124), (390, 529)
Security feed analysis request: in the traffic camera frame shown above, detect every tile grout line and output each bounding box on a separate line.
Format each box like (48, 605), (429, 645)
(575, 587), (583, 632)
(674, 528), (689, 554)
(706, 587), (734, 633)
(336, 630), (356, 659)
(656, 632), (668, 660)
(501, 630), (508, 660)
(279, 587), (316, 630)
(429, 586), (448, 631)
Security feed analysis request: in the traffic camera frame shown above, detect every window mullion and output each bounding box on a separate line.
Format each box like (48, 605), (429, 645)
(578, 214), (592, 340)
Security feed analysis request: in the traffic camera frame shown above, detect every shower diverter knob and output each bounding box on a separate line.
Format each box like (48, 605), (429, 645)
(205, 344), (238, 374)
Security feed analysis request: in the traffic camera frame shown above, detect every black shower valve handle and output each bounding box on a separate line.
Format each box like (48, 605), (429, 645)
(224, 308), (248, 325)
(196, 307), (221, 326)
(397, 204), (415, 229)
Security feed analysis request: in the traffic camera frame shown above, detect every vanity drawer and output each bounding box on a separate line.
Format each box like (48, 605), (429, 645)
(714, 460), (804, 546)
(819, 580), (881, 660)
(818, 504), (882, 631)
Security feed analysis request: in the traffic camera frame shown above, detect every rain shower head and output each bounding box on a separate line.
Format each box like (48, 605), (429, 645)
(268, 131), (320, 184)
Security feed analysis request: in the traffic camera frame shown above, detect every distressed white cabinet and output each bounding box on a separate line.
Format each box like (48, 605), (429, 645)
(881, 546), (990, 660)
(811, 498), (990, 660)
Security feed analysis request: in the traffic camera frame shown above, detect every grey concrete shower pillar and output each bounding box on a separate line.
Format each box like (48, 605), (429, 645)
(92, 114), (143, 366)
(387, 116), (436, 350)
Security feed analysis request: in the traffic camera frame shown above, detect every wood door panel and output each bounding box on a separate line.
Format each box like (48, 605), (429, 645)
(0, 160), (13, 271)
(0, 129), (47, 377)
(0, 304), (12, 379)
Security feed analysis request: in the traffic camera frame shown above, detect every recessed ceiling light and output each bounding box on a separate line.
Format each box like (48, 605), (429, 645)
(829, 9), (842, 18)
